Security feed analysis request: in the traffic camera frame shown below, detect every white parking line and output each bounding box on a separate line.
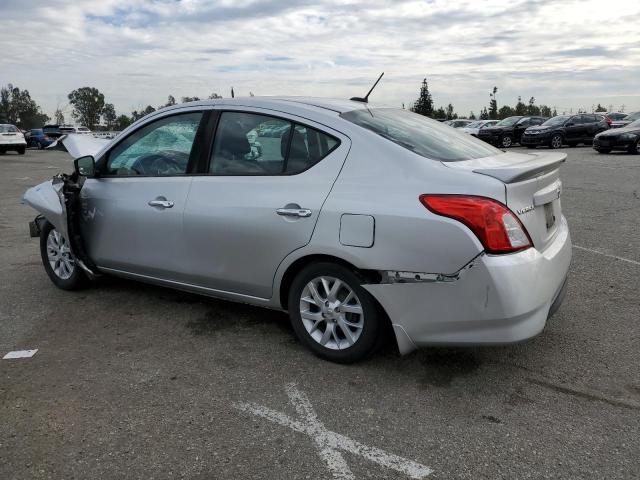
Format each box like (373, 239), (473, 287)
(573, 245), (640, 266)
(234, 383), (433, 479)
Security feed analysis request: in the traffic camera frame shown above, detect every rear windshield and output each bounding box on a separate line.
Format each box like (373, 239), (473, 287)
(340, 108), (501, 162)
(0, 125), (19, 133)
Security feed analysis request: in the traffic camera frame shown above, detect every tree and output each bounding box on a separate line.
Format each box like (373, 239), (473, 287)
(181, 96), (200, 103)
(498, 105), (515, 119)
(479, 107), (489, 120)
(514, 96), (527, 116)
(540, 105), (552, 118)
(115, 114), (131, 130)
(54, 108), (65, 125)
(595, 103), (607, 112)
(469, 111), (477, 120)
(208, 92), (223, 99)
(411, 78), (434, 117)
(526, 97), (541, 116)
(488, 86), (498, 119)
(0, 84), (49, 128)
(161, 95), (176, 108)
(102, 103), (117, 130)
(434, 106), (446, 119)
(68, 87), (105, 129)
(445, 103), (457, 120)
(552, 107), (558, 116)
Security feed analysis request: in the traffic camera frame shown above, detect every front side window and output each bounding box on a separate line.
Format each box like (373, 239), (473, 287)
(105, 112), (202, 176)
(341, 108), (501, 162)
(210, 112), (338, 175)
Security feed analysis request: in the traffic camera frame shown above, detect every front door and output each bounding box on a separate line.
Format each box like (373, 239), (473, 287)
(183, 109), (350, 299)
(80, 111), (204, 282)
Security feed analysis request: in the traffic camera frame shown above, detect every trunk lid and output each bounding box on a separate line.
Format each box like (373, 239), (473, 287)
(444, 151), (566, 251)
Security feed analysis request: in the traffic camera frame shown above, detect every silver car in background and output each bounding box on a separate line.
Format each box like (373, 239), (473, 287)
(24, 97), (571, 363)
(461, 119), (499, 136)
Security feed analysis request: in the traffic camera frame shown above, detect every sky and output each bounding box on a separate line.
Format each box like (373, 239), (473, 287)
(1, 0), (639, 122)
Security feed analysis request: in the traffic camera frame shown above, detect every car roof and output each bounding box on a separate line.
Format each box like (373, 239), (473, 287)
(164, 96), (379, 115)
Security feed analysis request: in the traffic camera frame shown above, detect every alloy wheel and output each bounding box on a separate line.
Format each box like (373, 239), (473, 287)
(551, 135), (562, 149)
(299, 276), (364, 350)
(46, 229), (75, 280)
(501, 136), (512, 148)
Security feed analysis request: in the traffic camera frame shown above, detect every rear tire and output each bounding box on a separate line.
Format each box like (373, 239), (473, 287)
(287, 262), (382, 363)
(39, 220), (87, 290)
(17, 147), (25, 155)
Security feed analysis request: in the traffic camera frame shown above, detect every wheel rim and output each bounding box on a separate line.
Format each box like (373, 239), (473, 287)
(46, 229), (75, 280)
(636, 142), (640, 154)
(299, 276), (364, 350)
(552, 136), (562, 148)
(502, 136), (512, 148)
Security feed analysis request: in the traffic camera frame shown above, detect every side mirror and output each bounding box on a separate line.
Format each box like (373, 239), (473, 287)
(74, 155), (95, 177)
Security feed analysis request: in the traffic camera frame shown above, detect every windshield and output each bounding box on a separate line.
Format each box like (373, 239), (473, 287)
(627, 119), (640, 128)
(466, 121), (482, 128)
(542, 116), (570, 126)
(340, 108), (502, 162)
(496, 116), (521, 127)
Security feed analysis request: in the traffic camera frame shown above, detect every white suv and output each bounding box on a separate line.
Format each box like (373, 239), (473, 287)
(0, 124), (27, 154)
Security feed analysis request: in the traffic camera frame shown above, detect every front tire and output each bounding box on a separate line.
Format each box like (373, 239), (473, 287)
(500, 135), (513, 148)
(288, 262), (382, 363)
(550, 134), (563, 149)
(40, 220), (86, 290)
(595, 148), (611, 154)
(629, 140), (640, 155)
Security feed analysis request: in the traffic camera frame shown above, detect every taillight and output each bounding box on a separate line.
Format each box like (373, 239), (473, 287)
(419, 194), (532, 254)
(606, 117), (612, 125)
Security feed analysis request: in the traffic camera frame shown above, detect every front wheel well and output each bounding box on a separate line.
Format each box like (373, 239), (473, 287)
(278, 254), (381, 311)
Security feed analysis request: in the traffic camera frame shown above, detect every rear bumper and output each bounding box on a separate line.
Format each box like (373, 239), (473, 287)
(364, 216), (572, 354)
(0, 140), (27, 148)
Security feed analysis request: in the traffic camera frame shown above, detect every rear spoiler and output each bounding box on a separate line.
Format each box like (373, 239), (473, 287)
(473, 152), (566, 183)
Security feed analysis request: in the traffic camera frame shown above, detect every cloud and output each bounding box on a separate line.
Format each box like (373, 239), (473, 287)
(0, 0), (639, 118)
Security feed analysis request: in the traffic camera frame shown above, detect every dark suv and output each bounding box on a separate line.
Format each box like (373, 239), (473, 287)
(521, 114), (609, 149)
(477, 116), (547, 148)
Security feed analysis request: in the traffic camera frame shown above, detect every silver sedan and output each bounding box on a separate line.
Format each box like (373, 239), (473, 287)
(24, 97), (571, 363)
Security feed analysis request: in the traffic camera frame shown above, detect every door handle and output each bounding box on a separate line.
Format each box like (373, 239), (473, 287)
(148, 199), (174, 208)
(276, 207), (312, 218)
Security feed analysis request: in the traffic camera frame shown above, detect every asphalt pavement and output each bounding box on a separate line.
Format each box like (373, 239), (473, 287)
(1, 146), (638, 479)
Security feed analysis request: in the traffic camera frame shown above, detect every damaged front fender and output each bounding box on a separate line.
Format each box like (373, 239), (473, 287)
(23, 174), (98, 278)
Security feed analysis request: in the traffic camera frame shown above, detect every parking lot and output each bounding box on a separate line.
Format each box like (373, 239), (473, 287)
(1, 147), (638, 479)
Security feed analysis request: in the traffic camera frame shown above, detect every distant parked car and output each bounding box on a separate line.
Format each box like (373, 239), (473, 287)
(593, 119), (640, 154)
(43, 125), (64, 138)
(521, 114), (609, 149)
(604, 112), (627, 127)
(0, 124), (27, 154)
(461, 120), (499, 137)
(477, 116), (547, 148)
(610, 111), (640, 129)
(444, 119), (473, 128)
(26, 128), (55, 149)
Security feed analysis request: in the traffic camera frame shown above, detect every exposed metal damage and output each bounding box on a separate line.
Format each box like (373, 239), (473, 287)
(378, 253), (482, 284)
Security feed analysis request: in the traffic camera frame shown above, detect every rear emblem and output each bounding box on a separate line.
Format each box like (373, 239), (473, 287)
(517, 205), (535, 215)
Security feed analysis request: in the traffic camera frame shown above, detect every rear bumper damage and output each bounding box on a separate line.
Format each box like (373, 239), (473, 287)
(364, 216), (572, 355)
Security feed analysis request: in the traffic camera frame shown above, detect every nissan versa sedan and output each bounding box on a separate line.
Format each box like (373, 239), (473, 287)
(23, 97), (571, 363)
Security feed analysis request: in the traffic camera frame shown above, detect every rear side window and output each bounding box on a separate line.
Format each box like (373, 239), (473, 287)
(209, 111), (339, 175)
(341, 108), (501, 162)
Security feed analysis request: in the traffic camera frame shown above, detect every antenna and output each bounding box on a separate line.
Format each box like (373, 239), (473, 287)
(231, 87), (235, 98)
(351, 72), (384, 103)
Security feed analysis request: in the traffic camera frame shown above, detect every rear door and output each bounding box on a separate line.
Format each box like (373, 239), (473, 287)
(183, 108), (350, 299)
(80, 110), (206, 281)
(564, 115), (583, 142)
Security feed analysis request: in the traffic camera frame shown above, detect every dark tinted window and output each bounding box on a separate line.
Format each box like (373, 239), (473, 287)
(530, 118), (545, 125)
(341, 108), (500, 162)
(106, 112), (202, 176)
(286, 125), (339, 174)
(210, 112), (338, 175)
